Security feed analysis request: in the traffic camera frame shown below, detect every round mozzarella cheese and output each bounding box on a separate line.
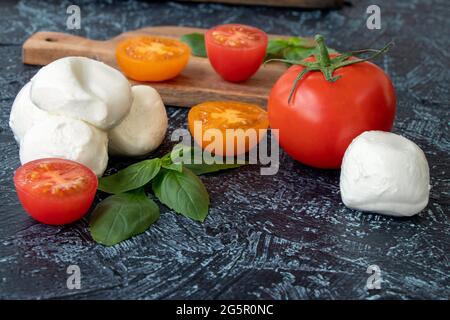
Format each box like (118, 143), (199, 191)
(108, 85), (168, 156)
(30, 57), (132, 130)
(340, 131), (430, 217)
(20, 116), (108, 176)
(9, 82), (52, 143)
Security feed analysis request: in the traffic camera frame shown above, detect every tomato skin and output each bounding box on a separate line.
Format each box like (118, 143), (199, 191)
(205, 24), (268, 82)
(268, 57), (396, 169)
(116, 36), (190, 82)
(14, 158), (98, 225)
(188, 101), (269, 157)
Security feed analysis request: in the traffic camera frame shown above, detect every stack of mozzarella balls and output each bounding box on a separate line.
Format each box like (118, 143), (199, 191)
(9, 57), (168, 176)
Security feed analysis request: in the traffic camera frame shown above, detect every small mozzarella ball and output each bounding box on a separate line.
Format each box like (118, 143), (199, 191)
(340, 131), (430, 217)
(30, 57), (132, 130)
(20, 116), (108, 176)
(9, 82), (52, 143)
(108, 85), (168, 156)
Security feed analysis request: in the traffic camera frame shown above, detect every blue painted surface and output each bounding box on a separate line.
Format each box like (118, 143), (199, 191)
(0, 0), (448, 299)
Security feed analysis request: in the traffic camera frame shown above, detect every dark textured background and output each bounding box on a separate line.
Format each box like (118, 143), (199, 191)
(0, 0), (449, 300)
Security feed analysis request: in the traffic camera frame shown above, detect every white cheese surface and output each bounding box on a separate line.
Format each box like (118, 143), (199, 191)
(20, 116), (108, 176)
(340, 131), (430, 217)
(108, 85), (168, 156)
(30, 57), (132, 130)
(9, 82), (51, 143)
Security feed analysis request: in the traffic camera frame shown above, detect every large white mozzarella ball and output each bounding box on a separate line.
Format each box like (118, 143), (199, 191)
(20, 116), (108, 176)
(340, 131), (430, 217)
(108, 85), (168, 156)
(9, 82), (52, 143)
(30, 57), (132, 130)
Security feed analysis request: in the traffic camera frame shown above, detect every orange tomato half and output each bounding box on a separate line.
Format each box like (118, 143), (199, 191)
(116, 36), (190, 82)
(188, 101), (269, 157)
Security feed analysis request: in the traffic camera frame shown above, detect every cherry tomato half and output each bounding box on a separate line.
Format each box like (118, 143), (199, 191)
(205, 24), (268, 82)
(14, 158), (98, 225)
(188, 101), (269, 156)
(116, 36), (190, 82)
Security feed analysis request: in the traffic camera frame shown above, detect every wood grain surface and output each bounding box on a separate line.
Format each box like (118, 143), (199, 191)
(23, 26), (291, 108)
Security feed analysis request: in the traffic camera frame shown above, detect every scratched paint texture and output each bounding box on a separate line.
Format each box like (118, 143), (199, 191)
(0, 0), (448, 299)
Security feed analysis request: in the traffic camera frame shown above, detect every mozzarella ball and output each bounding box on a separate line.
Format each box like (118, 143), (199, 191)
(30, 57), (132, 130)
(20, 116), (108, 176)
(108, 85), (168, 156)
(9, 82), (52, 143)
(340, 131), (430, 217)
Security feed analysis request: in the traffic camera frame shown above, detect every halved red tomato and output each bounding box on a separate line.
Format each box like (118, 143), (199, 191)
(205, 24), (268, 82)
(14, 158), (98, 225)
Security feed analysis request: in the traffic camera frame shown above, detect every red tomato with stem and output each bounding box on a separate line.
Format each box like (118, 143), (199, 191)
(205, 24), (268, 82)
(268, 35), (396, 168)
(14, 158), (98, 225)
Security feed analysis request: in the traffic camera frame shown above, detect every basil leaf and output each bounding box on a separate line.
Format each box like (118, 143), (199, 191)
(180, 32), (336, 63)
(266, 38), (290, 59)
(284, 46), (317, 61)
(162, 145), (246, 175)
(180, 33), (207, 57)
(183, 147), (246, 175)
(161, 151), (183, 172)
(98, 159), (161, 194)
(162, 161), (183, 172)
(265, 36), (336, 63)
(89, 189), (160, 246)
(152, 168), (210, 222)
(286, 36), (314, 47)
(184, 162), (244, 175)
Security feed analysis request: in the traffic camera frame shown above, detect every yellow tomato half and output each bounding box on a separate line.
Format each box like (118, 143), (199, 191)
(116, 36), (190, 82)
(188, 101), (269, 157)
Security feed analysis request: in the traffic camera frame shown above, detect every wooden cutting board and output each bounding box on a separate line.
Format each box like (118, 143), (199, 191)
(22, 26), (295, 108)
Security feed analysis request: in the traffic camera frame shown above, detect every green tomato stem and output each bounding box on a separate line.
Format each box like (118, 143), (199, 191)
(315, 35), (331, 67)
(280, 34), (393, 104)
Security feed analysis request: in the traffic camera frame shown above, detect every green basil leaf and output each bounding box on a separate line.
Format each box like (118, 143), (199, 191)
(286, 36), (315, 48)
(152, 168), (210, 222)
(89, 189), (160, 246)
(180, 33), (207, 57)
(266, 38), (289, 58)
(98, 159), (161, 194)
(162, 161), (183, 172)
(184, 162), (244, 175)
(265, 36), (336, 63)
(183, 147), (246, 175)
(162, 145), (246, 175)
(284, 46), (317, 61)
(161, 151), (183, 172)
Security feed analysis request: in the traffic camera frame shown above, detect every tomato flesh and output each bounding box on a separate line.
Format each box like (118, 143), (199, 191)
(205, 24), (268, 82)
(188, 101), (269, 156)
(268, 56), (396, 169)
(116, 36), (190, 82)
(14, 158), (98, 225)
